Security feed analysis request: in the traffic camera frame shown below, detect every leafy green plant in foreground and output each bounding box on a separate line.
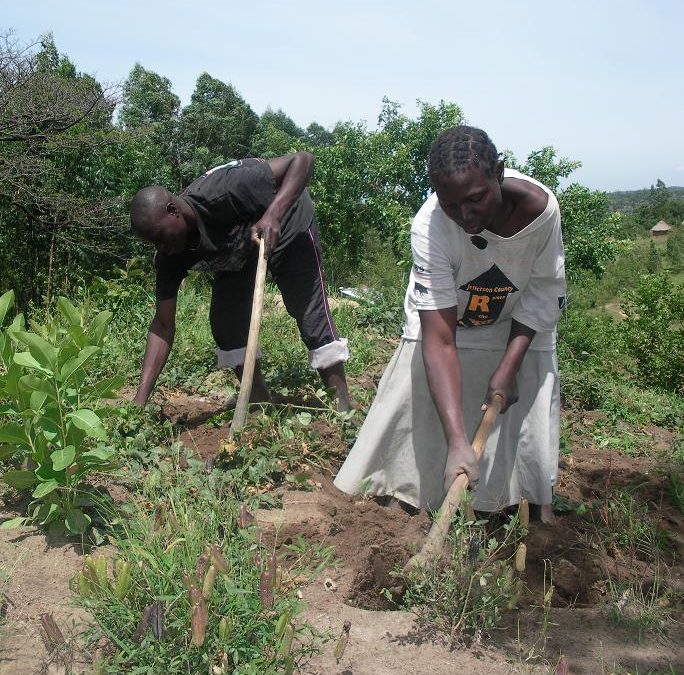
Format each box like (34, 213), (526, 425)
(0, 291), (122, 536)
(78, 458), (317, 673)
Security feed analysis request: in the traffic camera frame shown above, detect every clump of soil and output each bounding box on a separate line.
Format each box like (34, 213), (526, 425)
(255, 479), (431, 610)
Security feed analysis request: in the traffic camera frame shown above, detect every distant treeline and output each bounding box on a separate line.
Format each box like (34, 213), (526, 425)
(608, 185), (684, 213)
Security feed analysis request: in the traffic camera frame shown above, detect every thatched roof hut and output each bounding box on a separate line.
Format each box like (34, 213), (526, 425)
(650, 220), (672, 237)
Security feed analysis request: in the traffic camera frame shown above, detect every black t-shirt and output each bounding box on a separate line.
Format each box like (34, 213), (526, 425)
(154, 158), (314, 300)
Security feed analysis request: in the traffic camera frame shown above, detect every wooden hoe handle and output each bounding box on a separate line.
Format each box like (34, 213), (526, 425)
(404, 393), (504, 571)
(230, 237), (268, 438)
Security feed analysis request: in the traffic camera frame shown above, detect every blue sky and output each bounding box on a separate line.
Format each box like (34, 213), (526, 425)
(4, 1), (683, 191)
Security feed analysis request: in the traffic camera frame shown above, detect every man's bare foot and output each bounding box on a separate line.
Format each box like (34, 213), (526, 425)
(317, 363), (350, 413)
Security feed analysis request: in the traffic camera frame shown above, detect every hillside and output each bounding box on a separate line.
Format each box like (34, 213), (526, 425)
(608, 185), (684, 212)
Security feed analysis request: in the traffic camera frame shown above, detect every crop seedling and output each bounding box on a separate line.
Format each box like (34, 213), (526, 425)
(75, 457), (322, 674)
(0, 291), (122, 538)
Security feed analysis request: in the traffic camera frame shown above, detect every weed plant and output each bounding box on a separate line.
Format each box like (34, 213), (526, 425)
(606, 573), (672, 642)
(584, 489), (678, 641)
(596, 490), (671, 561)
(106, 403), (176, 471)
(400, 504), (528, 646)
(77, 451), (318, 673)
(215, 405), (355, 505)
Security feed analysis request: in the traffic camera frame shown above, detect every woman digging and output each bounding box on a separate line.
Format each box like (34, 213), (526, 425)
(335, 126), (566, 522)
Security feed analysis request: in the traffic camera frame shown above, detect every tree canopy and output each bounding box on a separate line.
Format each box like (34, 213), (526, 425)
(2, 32), (664, 307)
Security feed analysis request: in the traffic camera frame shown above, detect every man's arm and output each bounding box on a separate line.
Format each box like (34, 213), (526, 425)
(419, 306), (479, 485)
(251, 152), (315, 255)
(133, 297), (177, 406)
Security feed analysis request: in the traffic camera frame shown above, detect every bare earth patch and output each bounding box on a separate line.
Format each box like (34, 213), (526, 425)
(0, 519), (91, 674)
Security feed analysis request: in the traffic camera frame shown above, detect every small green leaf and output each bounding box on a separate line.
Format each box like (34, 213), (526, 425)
(83, 376), (125, 400)
(8, 313), (25, 333)
(35, 463), (65, 482)
(41, 416), (60, 442)
(0, 444), (20, 461)
(51, 445), (76, 472)
(0, 289), (15, 326)
(67, 325), (88, 349)
(56, 297), (81, 326)
(19, 374), (55, 398)
(68, 409), (106, 439)
(13, 332), (57, 370)
(32, 479), (59, 498)
(2, 470), (38, 490)
(65, 507), (90, 534)
(88, 311), (113, 346)
(33, 502), (59, 525)
(81, 446), (114, 462)
(0, 516), (27, 530)
(296, 412), (312, 426)
(59, 346), (99, 384)
(29, 390), (48, 412)
(13, 351), (51, 374)
(0, 422), (28, 445)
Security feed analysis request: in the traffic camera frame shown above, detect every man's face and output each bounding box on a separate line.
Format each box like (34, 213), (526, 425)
(149, 203), (189, 255)
(432, 164), (503, 235)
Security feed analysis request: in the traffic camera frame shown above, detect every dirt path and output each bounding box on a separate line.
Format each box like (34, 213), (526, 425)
(0, 516), (91, 674)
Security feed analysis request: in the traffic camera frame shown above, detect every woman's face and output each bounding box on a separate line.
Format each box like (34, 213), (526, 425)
(432, 163), (504, 235)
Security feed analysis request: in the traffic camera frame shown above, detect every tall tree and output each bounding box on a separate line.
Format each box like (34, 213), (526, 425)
(178, 73), (258, 185)
(119, 63), (180, 187)
(120, 64), (180, 130)
(250, 107), (303, 158)
(307, 99), (464, 280)
(303, 122), (334, 148)
(0, 34), (157, 307)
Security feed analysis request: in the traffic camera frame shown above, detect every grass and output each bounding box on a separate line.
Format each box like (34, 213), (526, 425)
(399, 500), (529, 646)
(77, 447), (325, 673)
(581, 488), (679, 643)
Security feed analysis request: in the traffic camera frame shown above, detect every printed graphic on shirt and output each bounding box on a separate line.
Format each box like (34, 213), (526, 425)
(414, 281), (430, 298)
(203, 160), (242, 176)
(458, 264), (518, 327)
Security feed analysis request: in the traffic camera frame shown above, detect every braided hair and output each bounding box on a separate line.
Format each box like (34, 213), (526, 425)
(428, 126), (500, 179)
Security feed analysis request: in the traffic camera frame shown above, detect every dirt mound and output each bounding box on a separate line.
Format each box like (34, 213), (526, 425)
(255, 480), (431, 610)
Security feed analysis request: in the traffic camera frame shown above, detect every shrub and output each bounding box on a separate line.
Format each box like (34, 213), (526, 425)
(620, 274), (684, 393)
(400, 504), (527, 644)
(0, 291), (122, 537)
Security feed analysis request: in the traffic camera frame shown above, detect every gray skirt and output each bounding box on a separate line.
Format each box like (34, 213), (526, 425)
(334, 339), (560, 511)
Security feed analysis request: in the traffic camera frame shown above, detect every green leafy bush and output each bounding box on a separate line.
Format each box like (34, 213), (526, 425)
(0, 291), (122, 536)
(665, 227), (684, 273)
(620, 274), (684, 393)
